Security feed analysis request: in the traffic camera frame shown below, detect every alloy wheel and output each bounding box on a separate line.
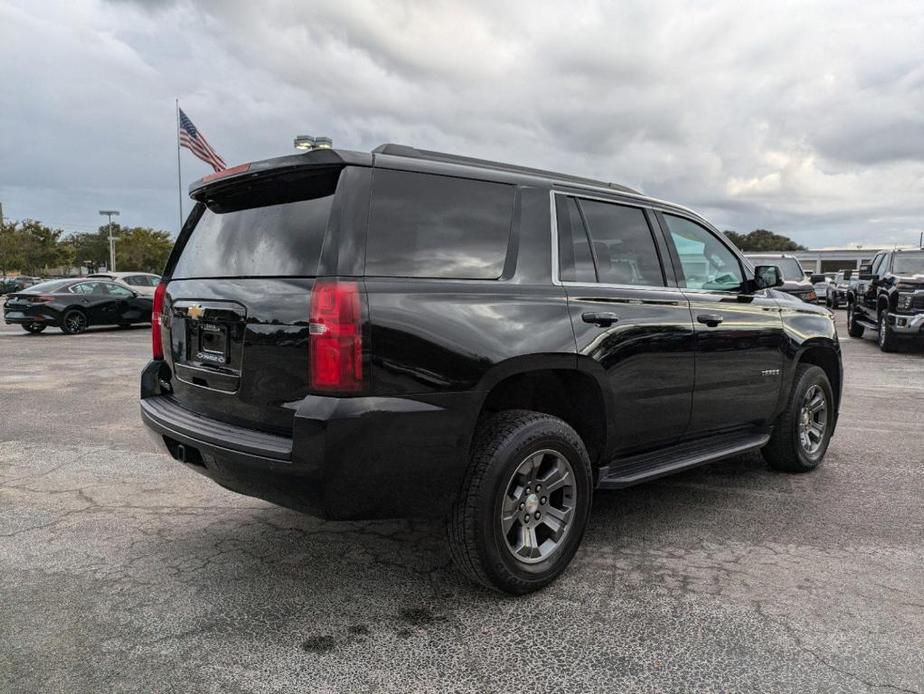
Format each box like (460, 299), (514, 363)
(798, 384), (828, 456)
(65, 312), (87, 334)
(499, 449), (576, 564)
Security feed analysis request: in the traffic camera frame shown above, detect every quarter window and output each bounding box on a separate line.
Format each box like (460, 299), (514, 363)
(664, 214), (744, 292)
(366, 170), (515, 279)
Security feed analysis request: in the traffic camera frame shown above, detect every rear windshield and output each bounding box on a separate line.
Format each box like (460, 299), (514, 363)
(22, 279), (73, 293)
(748, 256), (803, 280)
(172, 169), (340, 279)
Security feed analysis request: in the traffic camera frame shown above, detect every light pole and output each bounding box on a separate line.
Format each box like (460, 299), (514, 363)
(99, 210), (120, 272)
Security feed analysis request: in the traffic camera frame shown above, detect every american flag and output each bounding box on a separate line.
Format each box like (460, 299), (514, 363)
(178, 108), (226, 172)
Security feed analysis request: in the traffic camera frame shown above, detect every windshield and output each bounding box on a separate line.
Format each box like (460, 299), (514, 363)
(21, 279), (73, 293)
(173, 169), (339, 279)
(893, 253), (924, 275)
(747, 256), (804, 280)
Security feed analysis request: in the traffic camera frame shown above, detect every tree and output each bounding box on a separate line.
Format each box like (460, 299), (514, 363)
(17, 220), (72, 275)
(0, 220), (26, 275)
(724, 229), (806, 252)
(68, 225), (113, 271)
(116, 227), (174, 273)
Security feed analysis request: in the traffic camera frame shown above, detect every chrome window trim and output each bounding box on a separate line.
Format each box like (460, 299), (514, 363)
(551, 182), (706, 224)
(550, 189), (746, 295)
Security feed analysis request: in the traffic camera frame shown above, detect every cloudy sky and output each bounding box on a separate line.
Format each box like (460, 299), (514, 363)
(2, 0), (923, 248)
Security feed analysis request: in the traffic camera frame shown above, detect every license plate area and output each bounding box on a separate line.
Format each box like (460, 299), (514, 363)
(196, 322), (229, 365)
(169, 300), (247, 393)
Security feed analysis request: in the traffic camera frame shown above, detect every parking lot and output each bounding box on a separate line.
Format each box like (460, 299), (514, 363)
(1, 313), (922, 693)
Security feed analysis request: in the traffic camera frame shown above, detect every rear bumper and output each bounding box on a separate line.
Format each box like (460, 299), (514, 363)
(140, 360), (480, 520)
(3, 309), (57, 325)
(888, 312), (924, 335)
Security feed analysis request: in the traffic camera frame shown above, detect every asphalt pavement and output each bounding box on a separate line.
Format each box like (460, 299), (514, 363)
(1, 312), (922, 693)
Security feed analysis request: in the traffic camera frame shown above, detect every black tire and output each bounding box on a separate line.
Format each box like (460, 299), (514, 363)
(448, 410), (593, 594)
(878, 311), (898, 352)
(763, 364), (834, 473)
(60, 309), (88, 335)
(21, 323), (46, 334)
(846, 303), (864, 338)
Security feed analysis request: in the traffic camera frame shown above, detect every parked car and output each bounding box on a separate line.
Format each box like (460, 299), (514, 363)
(0, 277), (42, 296)
(3, 278), (153, 334)
(826, 270), (853, 308)
(140, 144), (842, 594)
(812, 273), (834, 303)
(847, 249), (924, 351)
(744, 254), (820, 302)
(88, 271), (161, 296)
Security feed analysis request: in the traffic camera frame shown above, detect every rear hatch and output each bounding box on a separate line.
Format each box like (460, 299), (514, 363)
(161, 166), (344, 435)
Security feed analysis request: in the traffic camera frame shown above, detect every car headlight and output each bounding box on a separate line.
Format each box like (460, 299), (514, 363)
(897, 293), (913, 311)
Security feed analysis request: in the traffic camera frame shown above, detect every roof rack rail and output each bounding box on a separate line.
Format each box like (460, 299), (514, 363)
(372, 143), (639, 195)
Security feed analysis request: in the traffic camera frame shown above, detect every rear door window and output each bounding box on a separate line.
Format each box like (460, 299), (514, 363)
(172, 169), (340, 279)
(556, 195), (665, 286)
(556, 196), (597, 283)
(366, 170), (515, 279)
(578, 199), (665, 286)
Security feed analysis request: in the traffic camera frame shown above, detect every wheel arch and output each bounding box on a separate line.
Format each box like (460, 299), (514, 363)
(474, 357), (611, 468)
(794, 341), (842, 415)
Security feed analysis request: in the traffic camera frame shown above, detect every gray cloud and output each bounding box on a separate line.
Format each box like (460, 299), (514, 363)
(2, 0), (923, 249)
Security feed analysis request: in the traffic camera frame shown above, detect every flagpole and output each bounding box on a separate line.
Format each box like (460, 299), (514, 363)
(176, 98), (183, 233)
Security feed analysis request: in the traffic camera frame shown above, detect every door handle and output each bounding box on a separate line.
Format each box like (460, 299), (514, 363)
(582, 311), (619, 327)
(696, 313), (724, 327)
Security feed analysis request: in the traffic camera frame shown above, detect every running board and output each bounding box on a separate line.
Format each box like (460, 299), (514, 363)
(855, 318), (878, 329)
(596, 431), (770, 489)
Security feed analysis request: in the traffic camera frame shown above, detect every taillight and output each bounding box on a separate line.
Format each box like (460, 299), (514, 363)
(152, 281), (167, 359)
(309, 280), (363, 393)
(30, 294), (55, 303)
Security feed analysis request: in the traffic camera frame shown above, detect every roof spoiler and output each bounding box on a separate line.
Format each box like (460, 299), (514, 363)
(188, 148), (368, 200)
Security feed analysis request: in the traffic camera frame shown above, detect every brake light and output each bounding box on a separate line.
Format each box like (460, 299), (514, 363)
(200, 162), (251, 183)
(29, 294), (55, 303)
(309, 280), (363, 393)
(152, 281), (167, 359)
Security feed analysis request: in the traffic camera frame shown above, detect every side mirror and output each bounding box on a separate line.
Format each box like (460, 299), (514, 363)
(754, 265), (784, 290)
(810, 273), (826, 284)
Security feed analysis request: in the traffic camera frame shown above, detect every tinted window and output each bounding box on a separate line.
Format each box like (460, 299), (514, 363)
(871, 254), (887, 276)
(172, 170), (338, 278)
(556, 196), (596, 283)
(21, 279), (72, 294)
(70, 282), (104, 295)
(124, 276), (143, 286)
(578, 200), (664, 286)
(107, 284), (134, 297)
(665, 215), (743, 292)
(366, 170), (514, 279)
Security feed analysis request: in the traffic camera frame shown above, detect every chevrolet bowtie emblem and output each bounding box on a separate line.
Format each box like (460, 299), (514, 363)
(187, 304), (204, 321)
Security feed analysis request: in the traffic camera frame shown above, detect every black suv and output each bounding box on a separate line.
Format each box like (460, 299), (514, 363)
(140, 144), (843, 594)
(847, 249), (924, 351)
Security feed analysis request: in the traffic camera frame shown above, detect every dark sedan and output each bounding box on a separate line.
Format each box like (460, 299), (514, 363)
(3, 278), (153, 334)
